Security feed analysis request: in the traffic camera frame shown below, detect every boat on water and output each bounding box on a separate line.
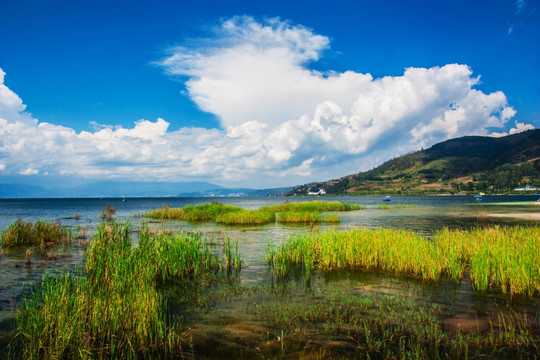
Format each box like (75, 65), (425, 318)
(382, 196), (391, 202)
(473, 192), (485, 202)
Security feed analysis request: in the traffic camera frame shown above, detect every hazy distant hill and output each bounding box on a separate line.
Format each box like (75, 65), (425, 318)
(0, 180), (291, 198)
(70, 181), (223, 197)
(290, 129), (540, 196)
(0, 183), (50, 198)
(177, 187), (292, 197)
(0, 181), (222, 198)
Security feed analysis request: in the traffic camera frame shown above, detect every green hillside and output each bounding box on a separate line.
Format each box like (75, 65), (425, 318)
(290, 129), (540, 196)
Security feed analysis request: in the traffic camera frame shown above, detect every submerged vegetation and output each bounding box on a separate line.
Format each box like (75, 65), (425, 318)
(252, 291), (538, 359)
(377, 204), (416, 209)
(11, 221), (239, 359)
(267, 226), (540, 295)
(0, 219), (71, 251)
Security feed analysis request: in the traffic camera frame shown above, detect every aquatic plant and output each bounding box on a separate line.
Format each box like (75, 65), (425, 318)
(12, 221), (235, 359)
(253, 291), (538, 359)
(143, 204), (184, 219)
(437, 226), (540, 295)
(144, 202), (243, 222)
(99, 204), (116, 220)
(261, 200), (363, 213)
(223, 238), (242, 271)
(377, 203), (395, 209)
(0, 219), (71, 251)
(267, 226), (540, 295)
(216, 210), (275, 225)
(145, 201), (358, 227)
(276, 211), (340, 224)
(267, 228), (440, 280)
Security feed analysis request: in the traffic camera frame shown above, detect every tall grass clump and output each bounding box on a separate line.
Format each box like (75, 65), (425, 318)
(267, 226), (540, 295)
(216, 210), (275, 225)
(262, 200), (363, 213)
(276, 212), (340, 224)
(99, 204), (116, 220)
(0, 219), (71, 251)
(12, 221), (232, 359)
(267, 228), (441, 280)
(143, 205), (184, 220)
(144, 202), (242, 222)
(437, 226), (540, 295)
(223, 238), (242, 271)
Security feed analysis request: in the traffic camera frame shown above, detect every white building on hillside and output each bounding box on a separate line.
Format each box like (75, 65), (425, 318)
(514, 185), (538, 191)
(308, 188), (326, 195)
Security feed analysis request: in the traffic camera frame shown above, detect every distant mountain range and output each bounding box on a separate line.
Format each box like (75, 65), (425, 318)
(289, 129), (540, 196)
(0, 181), (291, 198)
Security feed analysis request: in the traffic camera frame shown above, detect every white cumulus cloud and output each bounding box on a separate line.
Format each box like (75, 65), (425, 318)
(490, 120), (536, 137)
(0, 16), (529, 187)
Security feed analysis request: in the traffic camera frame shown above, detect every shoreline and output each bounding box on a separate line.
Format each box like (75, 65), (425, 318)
(487, 212), (540, 221)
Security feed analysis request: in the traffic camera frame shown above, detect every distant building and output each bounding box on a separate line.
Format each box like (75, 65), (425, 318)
(308, 188), (326, 195)
(514, 185), (538, 191)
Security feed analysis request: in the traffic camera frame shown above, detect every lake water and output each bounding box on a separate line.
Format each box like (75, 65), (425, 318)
(1, 195), (539, 354)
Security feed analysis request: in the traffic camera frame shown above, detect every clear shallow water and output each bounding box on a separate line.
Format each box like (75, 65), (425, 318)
(0, 195), (539, 340)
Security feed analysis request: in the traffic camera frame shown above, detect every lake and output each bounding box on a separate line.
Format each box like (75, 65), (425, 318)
(1, 195), (539, 358)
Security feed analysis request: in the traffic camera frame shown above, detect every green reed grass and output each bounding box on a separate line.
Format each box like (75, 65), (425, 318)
(144, 202), (243, 222)
(261, 200), (363, 213)
(144, 204), (184, 219)
(216, 210), (275, 225)
(12, 221), (236, 359)
(145, 200), (359, 227)
(267, 226), (540, 295)
(276, 211), (340, 224)
(436, 226), (540, 295)
(223, 238), (242, 271)
(0, 219), (71, 251)
(323, 214), (341, 223)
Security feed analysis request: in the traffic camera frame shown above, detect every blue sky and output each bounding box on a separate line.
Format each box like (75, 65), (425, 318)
(0, 0), (538, 188)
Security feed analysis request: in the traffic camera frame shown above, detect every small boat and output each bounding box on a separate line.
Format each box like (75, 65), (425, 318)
(382, 196), (391, 202)
(473, 193), (484, 202)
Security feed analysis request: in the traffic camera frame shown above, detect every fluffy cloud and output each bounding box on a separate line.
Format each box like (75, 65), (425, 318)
(159, 16), (369, 128)
(0, 17), (533, 187)
(490, 120), (535, 138)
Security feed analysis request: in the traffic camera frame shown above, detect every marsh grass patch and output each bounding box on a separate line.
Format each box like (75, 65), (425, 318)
(0, 219), (72, 253)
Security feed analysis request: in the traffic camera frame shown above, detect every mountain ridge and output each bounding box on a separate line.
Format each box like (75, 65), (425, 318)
(290, 129), (540, 196)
